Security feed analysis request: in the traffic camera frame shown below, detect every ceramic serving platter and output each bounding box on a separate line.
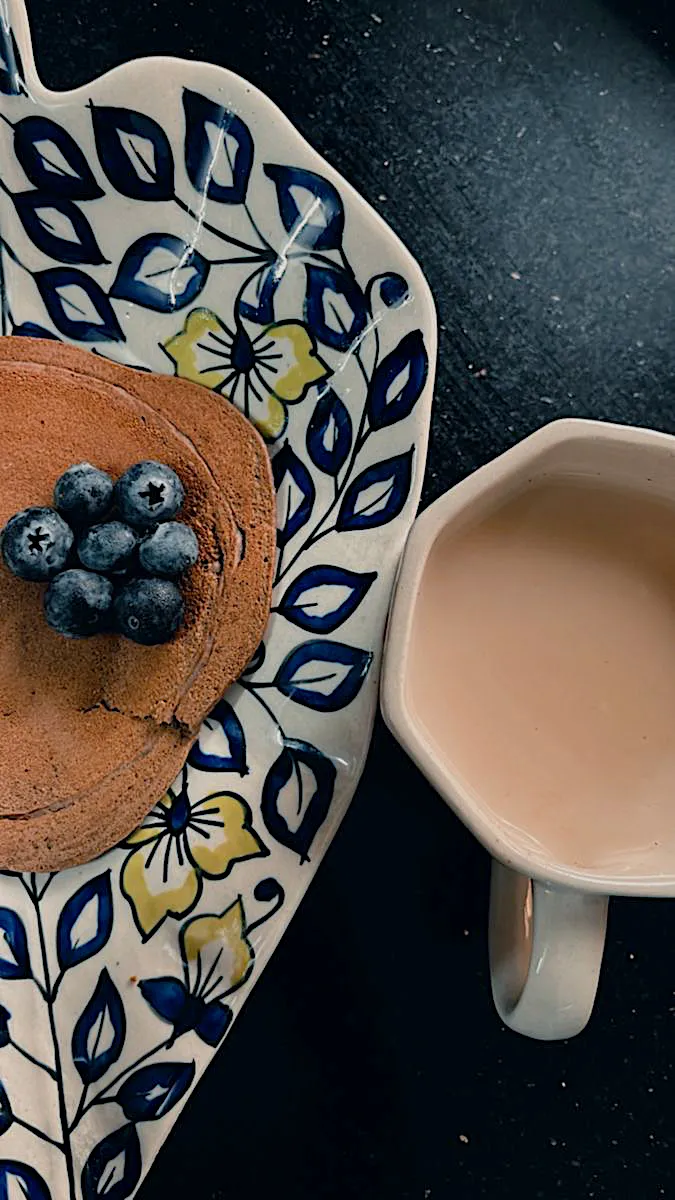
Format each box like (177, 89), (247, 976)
(0, 1), (436, 1195)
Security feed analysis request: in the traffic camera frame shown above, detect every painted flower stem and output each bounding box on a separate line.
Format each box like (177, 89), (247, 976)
(209, 253), (272, 267)
(10, 1038), (56, 1080)
(173, 194), (272, 259)
(274, 425), (371, 587)
(71, 1037), (170, 1129)
(50, 971), (66, 1002)
(22, 875), (76, 1200)
(272, 285), (377, 589)
(0, 236), (29, 274)
(69, 1082), (90, 1137)
(245, 884), (286, 934)
(37, 875), (55, 902)
(14, 1114), (63, 1151)
(240, 681), (285, 738)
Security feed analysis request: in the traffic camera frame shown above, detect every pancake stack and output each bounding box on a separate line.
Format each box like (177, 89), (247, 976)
(0, 338), (275, 871)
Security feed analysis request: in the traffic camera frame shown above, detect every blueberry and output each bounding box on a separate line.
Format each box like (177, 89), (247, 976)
(54, 463), (114, 526)
(2, 507), (74, 582)
(44, 569), (113, 638)
(78, 521), (137, 573)
(139, 521), (198, 577)
(115, 462), (184, 530)
(113, 577), (184, 645)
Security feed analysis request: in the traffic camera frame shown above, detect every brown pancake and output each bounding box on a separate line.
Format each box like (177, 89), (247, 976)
(0, 338), (275, 872)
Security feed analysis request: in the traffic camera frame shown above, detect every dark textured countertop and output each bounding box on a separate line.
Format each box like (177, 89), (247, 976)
(26, 0), (675, 1195)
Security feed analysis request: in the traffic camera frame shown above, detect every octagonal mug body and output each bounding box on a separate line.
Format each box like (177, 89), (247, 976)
(382, 419), (675, 1039)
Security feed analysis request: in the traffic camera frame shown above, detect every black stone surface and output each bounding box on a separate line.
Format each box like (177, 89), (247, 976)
(24, 0), (675, 1196)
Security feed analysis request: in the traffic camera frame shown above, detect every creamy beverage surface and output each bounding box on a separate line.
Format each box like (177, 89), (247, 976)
(408, 479), (675, 873)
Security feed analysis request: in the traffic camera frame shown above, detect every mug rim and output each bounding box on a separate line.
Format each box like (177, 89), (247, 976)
(381, 418), (675, 897)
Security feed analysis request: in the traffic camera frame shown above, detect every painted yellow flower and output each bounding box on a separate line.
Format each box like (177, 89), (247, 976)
(162, 308), (328, 441)
(138, 897), (258, 1047)
(181, 897), (254, 998)
(121, 772), (268, 940)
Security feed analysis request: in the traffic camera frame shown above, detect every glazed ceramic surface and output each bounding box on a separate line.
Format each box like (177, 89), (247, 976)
(0, 2), (436, 1195)
(381, 420), (675, 1040)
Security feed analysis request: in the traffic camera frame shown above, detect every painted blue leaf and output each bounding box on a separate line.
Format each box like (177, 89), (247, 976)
(261, 738), (336, 861)
(306, 387), (352, 476)
(195, 1001), (232, 1046)
(238, 260), (285, 325)
(183, 89), (253, 204)
(0, 1006), (11, 1049)
(272, 442), (315, 548)
(138, 977), (188, 1024)
(57, 871), (113, 972)
(0, 1084), (12, 1136)
(279, 565), (377, 634)
(13, 192), (107, 266)
(12, 322), (59, 340)
(0, 909), (30, 980)
(91, 105), (174, 200)
(379, 272), (410, 308)
(110, 234), (209, 313)
(304, 264), (368, 353)
(188, 699), (247, 774)
(139, 977), (229, 1043)
(81, 1124), (141, 1200)
(242, 641), (266, 676)
(367, 330), (428, 430)
(0, 24), (23, 96)
(264, 165), (344, 251)
(72, 968), (126, 1085)
(0, 1162), (51, 1200)
(117, 1061), (195, 1122)
(36, 268), (124, 343)
(14, 116), (103, 200)
(275, 639), (372, 713)
(337, 448), (414, 532)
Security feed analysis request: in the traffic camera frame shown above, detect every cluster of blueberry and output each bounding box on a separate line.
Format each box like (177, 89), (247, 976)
(1, 461), (198, 645)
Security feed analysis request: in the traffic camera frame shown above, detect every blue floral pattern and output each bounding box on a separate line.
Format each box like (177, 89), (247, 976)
(0, 1), (435, 1196)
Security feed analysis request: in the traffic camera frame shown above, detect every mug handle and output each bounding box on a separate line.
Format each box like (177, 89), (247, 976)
(488, 861), (609, 1040)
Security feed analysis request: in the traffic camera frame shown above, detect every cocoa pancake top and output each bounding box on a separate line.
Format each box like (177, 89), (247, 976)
(0, 338), (275, 872)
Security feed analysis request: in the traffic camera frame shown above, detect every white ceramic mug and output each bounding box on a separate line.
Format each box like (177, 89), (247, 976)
(381, 419), (675, 1040)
